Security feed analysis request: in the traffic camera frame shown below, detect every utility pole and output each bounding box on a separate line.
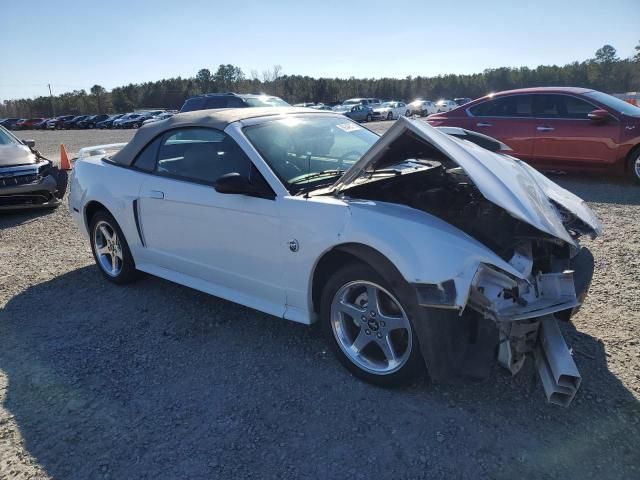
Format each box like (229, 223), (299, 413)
(48, 84), (55, 117)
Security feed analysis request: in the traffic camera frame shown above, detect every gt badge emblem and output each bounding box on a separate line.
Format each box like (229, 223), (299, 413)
(288, 239), (299, 252)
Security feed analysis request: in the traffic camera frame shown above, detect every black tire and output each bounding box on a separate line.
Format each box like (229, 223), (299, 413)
(627, 148), (640, 185)
(387, 112), (393, 120)
(320, 262), (424, 387)
(366, 114), (373, 122)
(89, 210), (138, 285)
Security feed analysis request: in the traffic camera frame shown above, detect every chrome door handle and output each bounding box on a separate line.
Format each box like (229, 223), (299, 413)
(149, 190), (164, 199)
(537, 126), (555, 132)
(476, 122), (492, 127)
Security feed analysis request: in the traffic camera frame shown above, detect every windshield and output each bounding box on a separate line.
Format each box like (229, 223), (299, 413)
(244, 96), (289, 107)
(0, 127), (19, 145)
(584, 91), (640, 117)
(381, 102), (395, 108)
(244, 115), (379, 194)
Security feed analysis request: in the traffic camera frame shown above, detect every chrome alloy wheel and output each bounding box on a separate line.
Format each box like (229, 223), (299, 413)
(634, 154), (640, 180)
(330, 280), (412, 375)
(93, 220), (123, 277)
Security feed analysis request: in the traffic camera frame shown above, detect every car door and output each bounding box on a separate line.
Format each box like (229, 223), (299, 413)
(135, 127), (286, 316)
(466, 94), (536, 161)
(351, 105), (365, 121)
(531, 93), (621, 169)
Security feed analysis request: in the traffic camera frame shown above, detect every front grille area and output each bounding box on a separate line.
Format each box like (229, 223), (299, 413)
(0, 173), (40, 187)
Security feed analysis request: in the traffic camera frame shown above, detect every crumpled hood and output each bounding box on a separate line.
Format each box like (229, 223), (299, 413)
(0, 144), (37, 167)
(332, 117), (601, 245)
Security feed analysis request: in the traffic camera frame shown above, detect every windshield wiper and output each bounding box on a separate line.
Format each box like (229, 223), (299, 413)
(290, 169), (345, 184)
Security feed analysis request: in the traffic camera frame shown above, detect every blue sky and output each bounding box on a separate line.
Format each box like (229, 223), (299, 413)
(3, 0), (638, 100)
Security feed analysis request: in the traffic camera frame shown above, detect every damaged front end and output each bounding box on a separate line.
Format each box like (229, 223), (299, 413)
(0, 158), (67, 210)
(330, 117), (601, 406)
(0, 127), (68, 210)
(471, 245), (594, 406)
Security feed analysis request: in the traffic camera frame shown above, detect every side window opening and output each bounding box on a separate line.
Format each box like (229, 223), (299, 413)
(155, 128), (252, 184)
(533, 95), (595, 119)
(132, 137), (162, 172)
(469, 95), (532, 117)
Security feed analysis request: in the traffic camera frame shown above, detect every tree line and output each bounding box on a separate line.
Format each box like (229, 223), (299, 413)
(2, 43), (639, 118)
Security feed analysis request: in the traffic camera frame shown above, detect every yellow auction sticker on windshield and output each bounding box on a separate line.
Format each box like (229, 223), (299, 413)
(336, 123), (362, 133)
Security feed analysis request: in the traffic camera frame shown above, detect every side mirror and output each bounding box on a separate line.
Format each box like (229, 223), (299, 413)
(214, 172), (272, 199)
(587, 109), (610, 123)
(22, 139), (36, 148)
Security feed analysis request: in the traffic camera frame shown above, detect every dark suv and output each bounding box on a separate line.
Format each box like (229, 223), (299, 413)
(180, 93), (289, 113)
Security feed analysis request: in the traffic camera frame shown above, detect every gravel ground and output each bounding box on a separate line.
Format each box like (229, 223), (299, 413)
(1, 125), (639, 479)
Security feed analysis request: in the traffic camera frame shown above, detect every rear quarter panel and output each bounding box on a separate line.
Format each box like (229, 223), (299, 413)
(69, 157), (147, 258)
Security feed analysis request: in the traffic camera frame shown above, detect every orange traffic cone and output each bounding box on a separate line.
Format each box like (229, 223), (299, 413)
(60, 143), (72, 170)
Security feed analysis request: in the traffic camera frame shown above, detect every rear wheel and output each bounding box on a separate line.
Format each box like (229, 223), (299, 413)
(628, 149), (640, 185)
(89, 211), (138, 284)
(321, 263), (424, 386)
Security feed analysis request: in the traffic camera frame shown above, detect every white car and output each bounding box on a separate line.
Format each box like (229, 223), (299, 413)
(142, 111), (176, 125)
(69, 107), (601, 405)
(342, 98), (382, 108)
(408, 100), (437, 117)
(435, 99), (458, 112)
(372, 101), (410, 120)
(0, 126), (68, 210)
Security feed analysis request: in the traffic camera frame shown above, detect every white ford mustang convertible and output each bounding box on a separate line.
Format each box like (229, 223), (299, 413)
(69, 107), (601, 405)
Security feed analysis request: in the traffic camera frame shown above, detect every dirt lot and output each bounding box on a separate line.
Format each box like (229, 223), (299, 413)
(1, 125), (639, 479)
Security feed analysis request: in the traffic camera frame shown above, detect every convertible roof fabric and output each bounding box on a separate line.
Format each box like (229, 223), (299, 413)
(110, 107), (327, 166)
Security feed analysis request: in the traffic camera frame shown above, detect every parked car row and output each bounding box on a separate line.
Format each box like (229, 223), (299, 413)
(0, 110), (178, 131)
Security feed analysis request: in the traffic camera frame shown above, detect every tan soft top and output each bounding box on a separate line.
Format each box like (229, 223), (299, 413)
(110, 107), (332, 166)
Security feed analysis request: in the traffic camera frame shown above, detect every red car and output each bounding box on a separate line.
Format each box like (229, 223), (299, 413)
(15, 118), (46, 130)
(427, 87), (640, 184)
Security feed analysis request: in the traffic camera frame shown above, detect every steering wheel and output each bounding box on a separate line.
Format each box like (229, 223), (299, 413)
(337, 150), (363, 170)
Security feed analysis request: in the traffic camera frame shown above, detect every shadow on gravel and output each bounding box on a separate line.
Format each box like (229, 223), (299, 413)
(549, 174), (640, 205)
(1, 266), (639, 479)
(0, 208), (58, 229)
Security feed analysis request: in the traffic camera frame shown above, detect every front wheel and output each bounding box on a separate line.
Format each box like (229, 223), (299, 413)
(321, 263), (424, 386)
(387, 111), (393, 120)
(366, 113), (373, 122)
(628, 149), (640, 185)
(89, 211), (138, 284)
